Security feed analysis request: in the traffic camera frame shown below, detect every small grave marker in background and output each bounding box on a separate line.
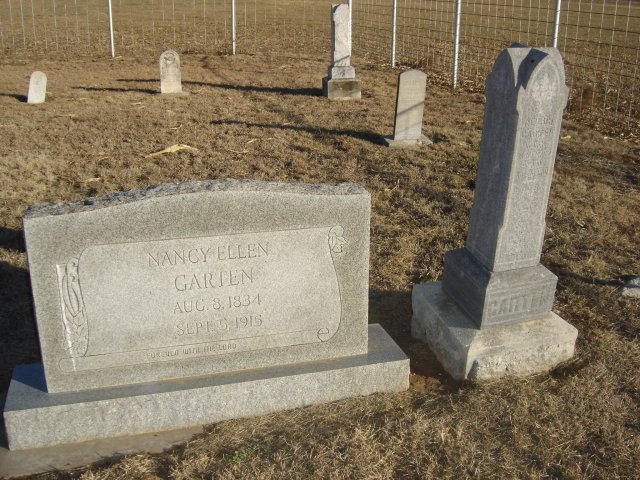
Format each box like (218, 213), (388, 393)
(27, 71), (47, 104)
(159, 50), (182, 94)
(411, 46), (578, 381)
(383, 69), (432, 147)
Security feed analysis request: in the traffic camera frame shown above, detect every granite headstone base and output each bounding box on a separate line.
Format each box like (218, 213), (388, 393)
(322, 77), (361, 100)
(3, 325), (408, 451)
(411, 283), (577, 381)
(382, 134), (432, 148)
(0, 425), (203, 478)
(442, 248), (558, 328)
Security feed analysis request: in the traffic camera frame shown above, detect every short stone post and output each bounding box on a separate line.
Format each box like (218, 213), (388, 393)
(27, 71), (47, 104)
(383, 69), (432, 147)
(411, 46), (578, 381)
(322, 4), (361, 100)
(159, 50), (183, 95)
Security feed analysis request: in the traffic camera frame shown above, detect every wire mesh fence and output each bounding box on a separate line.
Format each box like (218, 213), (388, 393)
(0, 0), (638, 132)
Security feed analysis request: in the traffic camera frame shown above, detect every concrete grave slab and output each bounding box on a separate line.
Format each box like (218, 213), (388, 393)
(3, 325), (408, 451)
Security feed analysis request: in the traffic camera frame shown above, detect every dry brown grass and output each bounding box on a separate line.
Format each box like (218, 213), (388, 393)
(0, 51), (638, 479)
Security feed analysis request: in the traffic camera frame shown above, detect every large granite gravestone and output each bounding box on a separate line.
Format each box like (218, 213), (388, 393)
(27, 71), (47, 104)
(411, 46), (578, 381)
(3, 180), (409, 451)
(383, 69), (432, 147)
(322, 4), (361, 100)
(159, 49), (182, 94)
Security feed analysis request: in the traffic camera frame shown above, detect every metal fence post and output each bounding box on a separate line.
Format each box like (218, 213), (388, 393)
(391, 0), (397, 67)
(452, 0), (461, 88)
(107, 0), (115, 57)
(231, 0), (236, 54)
(348, 0), (352, 52)
(552, 0), (562, 48)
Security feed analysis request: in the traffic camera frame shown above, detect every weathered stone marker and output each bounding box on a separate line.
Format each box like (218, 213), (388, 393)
(159, 49), (182, 94)
(322, 4), (361, 100)
(3, 180), (409, 452)
(27, 71), (47, 104)
(383, 69), (432, 147)
(411, 46), (578, 381)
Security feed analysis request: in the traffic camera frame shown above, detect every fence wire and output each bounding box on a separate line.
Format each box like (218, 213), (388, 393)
(0, 0), (638, 132)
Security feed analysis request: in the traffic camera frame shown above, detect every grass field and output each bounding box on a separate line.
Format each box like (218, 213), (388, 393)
(0, 49), (638, 478)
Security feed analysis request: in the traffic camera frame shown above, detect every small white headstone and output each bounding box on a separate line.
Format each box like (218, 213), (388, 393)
(27, 71), (47, 104)
(383, 69), (432, 147)
(159, 50), (182, 94)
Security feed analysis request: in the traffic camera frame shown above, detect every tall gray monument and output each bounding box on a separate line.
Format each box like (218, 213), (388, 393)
(412, 46), (578, 381)
(322, 4), (361, 100)
(27, 71), (47, 104)
(2, 180), (409, 458)
(159, 49), (182, 94)
(383, 69), (432, 147)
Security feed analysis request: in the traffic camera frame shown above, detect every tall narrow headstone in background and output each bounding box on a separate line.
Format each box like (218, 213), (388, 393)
(411, 46), (578, 381)
(383, 69), (432, 147)
(322, 4), (361, 100)
(27, 71), (47, 104)
(159, 49), (182, 94)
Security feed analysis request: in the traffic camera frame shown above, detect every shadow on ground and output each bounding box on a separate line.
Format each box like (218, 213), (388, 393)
(0, 261), (37, 392)
(211, 119), (384, 145)
(369, 289), (461, 393)
(0, 93), (27, 102)
(0, 228), (25, 252)
(73, 86), (158, 95)
(116, 79), (322, 97)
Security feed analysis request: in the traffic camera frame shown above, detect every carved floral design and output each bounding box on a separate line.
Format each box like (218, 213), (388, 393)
(59, 257), (89, 357)
(328, 226), (347, 254)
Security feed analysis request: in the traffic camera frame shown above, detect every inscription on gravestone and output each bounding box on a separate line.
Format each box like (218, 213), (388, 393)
(383, 69), (432, 147)
(411, 46), (578, 380)
(27, 71), (47, 104)
(56, 228), (343, 373)
(160, 49), (182, 94)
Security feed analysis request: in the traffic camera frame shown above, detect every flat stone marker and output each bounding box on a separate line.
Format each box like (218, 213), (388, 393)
(383, 69), (432, 147)
(159, 49), (182, 94)
(3, 180), (409, 454)
(411, 46), (578, 381)
(323, 4), (361, 100)
(27, 71), (47, 104)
